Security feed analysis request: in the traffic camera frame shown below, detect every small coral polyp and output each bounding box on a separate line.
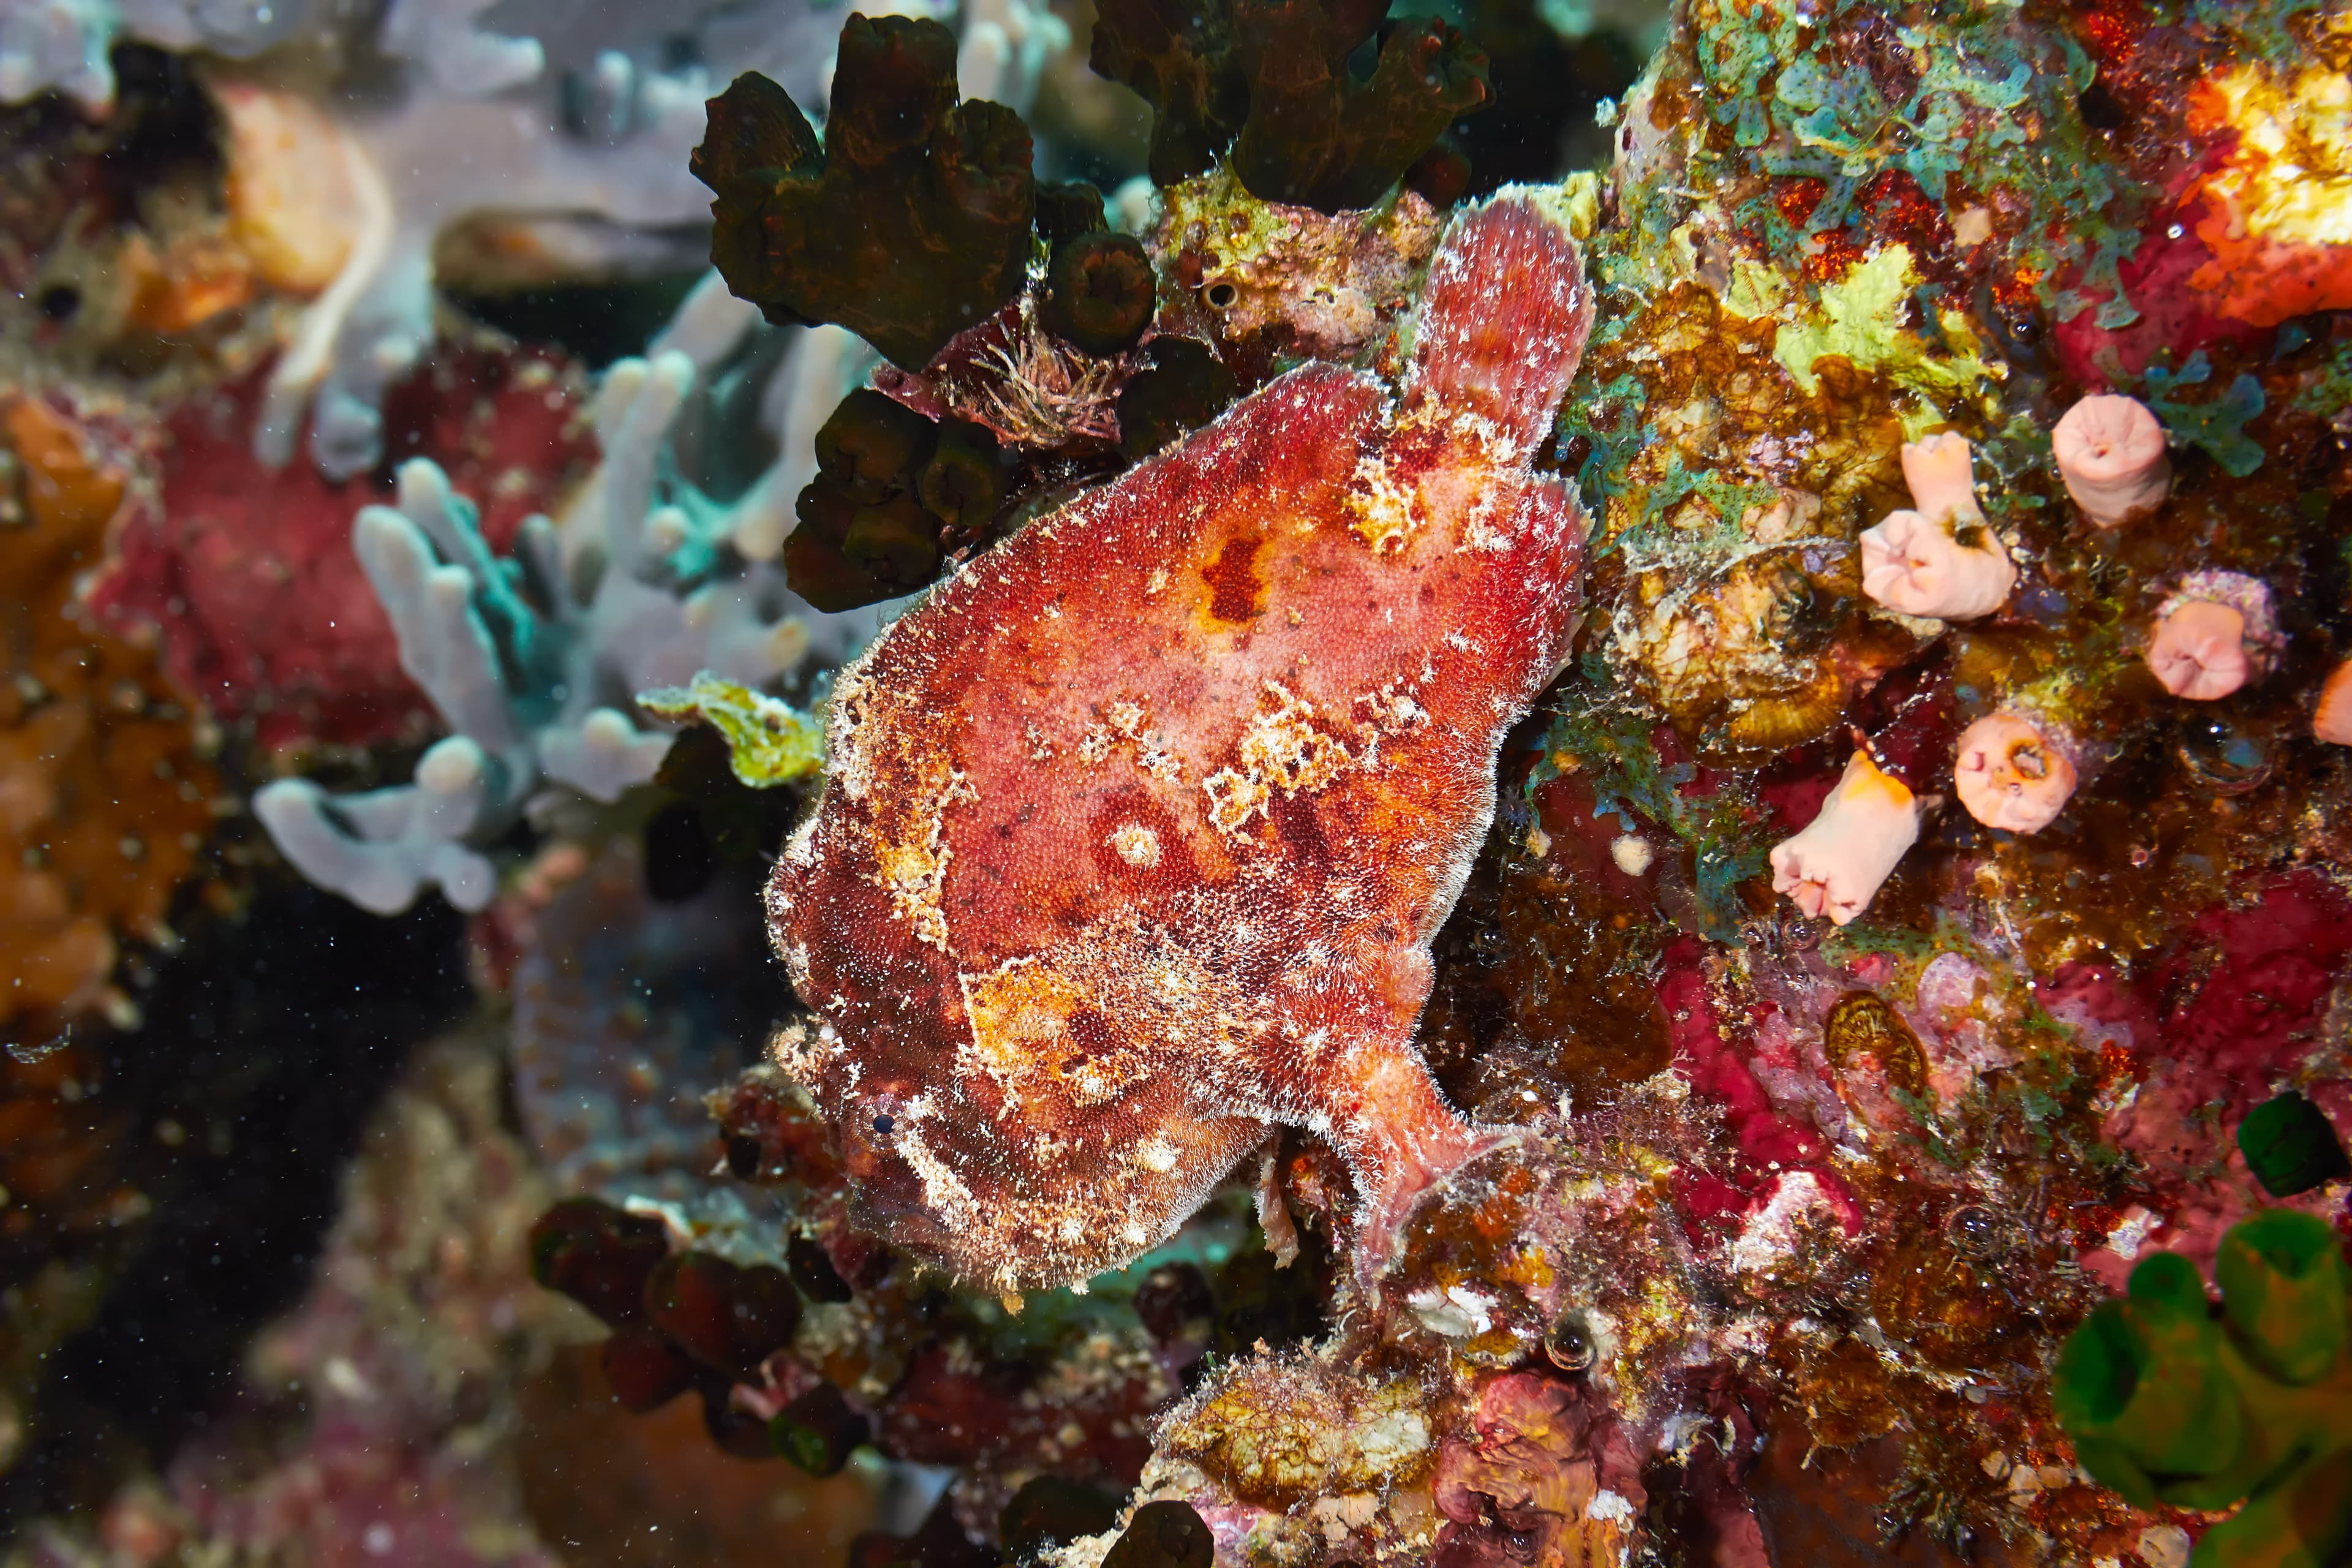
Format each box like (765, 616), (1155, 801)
(767, 190), (1594, 1292)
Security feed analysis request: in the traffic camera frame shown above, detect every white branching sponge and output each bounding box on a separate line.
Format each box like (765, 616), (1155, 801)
(257, 343), (868, 913)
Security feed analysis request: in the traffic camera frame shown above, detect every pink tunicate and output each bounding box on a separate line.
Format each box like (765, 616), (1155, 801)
(1953, 711), (2078, 833)
(1768, 751), (1920, 925)
(2053, 394), (2171, 526)
(1860, 508), (2017, 621)
(2147, 600), (2253, 699)
(1899, 431), (1978, 521)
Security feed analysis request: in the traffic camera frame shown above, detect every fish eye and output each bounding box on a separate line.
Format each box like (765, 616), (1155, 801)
(1202, 280), (1238, 311)
(872, 1113), (895, 1134)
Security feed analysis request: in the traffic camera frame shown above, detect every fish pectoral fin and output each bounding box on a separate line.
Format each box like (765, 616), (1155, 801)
(1319, 1033), (1508, 1292)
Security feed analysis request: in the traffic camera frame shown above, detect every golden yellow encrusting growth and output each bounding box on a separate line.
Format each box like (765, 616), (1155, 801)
(1, 399), (217, 1032)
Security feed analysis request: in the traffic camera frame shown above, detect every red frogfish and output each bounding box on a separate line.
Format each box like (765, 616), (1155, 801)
(767, 188), (1594, 1292)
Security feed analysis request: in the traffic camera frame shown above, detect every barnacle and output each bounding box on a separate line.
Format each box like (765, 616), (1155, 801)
(1821, 992), (1928, 1103)
(937, 306), (1126, 450)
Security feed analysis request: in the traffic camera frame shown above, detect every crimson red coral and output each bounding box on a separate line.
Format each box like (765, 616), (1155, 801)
(90, 342), (593, 750)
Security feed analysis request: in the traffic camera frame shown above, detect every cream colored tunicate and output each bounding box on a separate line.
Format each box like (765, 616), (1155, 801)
(1770, 750), (1920, 925)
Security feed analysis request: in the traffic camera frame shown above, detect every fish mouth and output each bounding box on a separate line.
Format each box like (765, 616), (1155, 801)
(849, 1180), (957, 1261)
(832, 1096), (962, 1261)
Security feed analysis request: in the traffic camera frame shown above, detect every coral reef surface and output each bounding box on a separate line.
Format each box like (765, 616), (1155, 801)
(9, 0), (2352, 1566)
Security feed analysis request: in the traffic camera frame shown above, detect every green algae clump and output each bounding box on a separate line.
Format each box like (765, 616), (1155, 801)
(2054, 1210), (2352, 1568)
(638, 673), (824, 790)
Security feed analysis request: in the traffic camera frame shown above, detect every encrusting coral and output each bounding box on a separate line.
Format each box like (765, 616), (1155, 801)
(2179, 30), (2352, 329)
(766, 188), (1596, 1294)
(1148, 165), (1446, 368)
